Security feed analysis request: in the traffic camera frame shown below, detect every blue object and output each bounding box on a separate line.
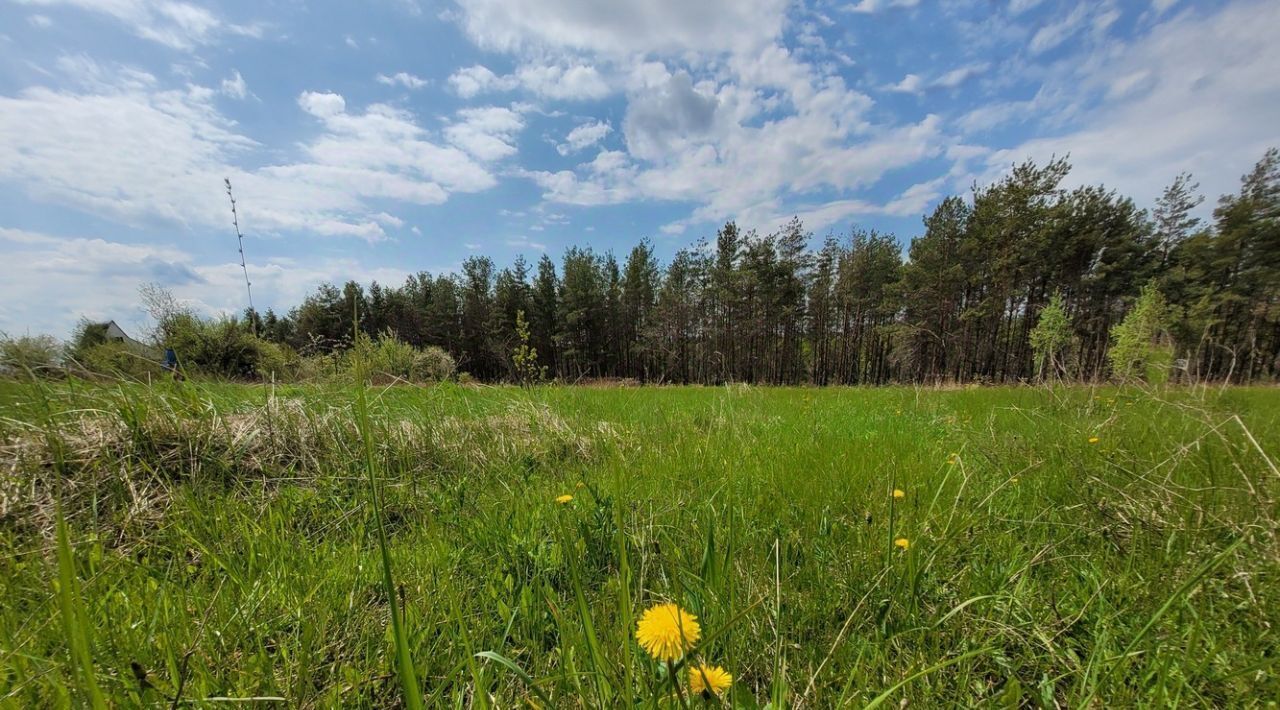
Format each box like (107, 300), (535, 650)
(163, 348), (178, 369)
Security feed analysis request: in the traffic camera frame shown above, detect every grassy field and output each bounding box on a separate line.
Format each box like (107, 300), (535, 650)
(1, 380), (1277, 707)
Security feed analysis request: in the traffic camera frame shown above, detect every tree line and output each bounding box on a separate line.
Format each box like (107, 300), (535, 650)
(250, 149), (1279, 385)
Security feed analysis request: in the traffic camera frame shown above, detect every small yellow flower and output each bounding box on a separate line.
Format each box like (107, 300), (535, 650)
(555, 494), (574, 504)
(894, 537), (910, 550)
(635, 603), (700, 661)
(1088, 436), (1100, 444)
(892, 489), (905, 500)
(688, 664), (732, 698)
(1011, 476), (1020, 484)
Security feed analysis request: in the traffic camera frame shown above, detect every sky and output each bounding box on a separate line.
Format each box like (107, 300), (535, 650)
(0, 0), (1277, 338)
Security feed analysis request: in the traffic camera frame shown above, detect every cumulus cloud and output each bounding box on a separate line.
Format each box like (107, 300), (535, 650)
(448, 65), (516, 98)
(219, 70), (247, 99)
(376, 71), (428, 90)
(623, 71), (718, 161)
(0, 62), (500, 243)
(887, 73), (924, 94)
(449, 62), (609, 100)
(515, 63), (609, 100)
(444, 106), (526, 161)
(556, 120), (611, 155)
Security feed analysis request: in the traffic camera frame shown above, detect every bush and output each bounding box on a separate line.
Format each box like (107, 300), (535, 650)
(415, 344), (457, 382)
(347, 331), (456, 383)
(0, 334), (62, 376)
(255, 340), (303, 381)
(75, 341), (166, 380)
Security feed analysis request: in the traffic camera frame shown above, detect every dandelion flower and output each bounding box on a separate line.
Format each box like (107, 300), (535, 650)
(688, 664), (732, 698)
(894, 537), (910, 550)
(635, 603), (700, 661)
(555, 494), (574, 504)
(892, 489), (905, 500)
(1088, 436), (1099, 444)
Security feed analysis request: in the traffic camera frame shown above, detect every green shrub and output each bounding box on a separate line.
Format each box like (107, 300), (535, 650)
(161, 315), (277, 379)
(347, 331), (456, 383)
(1108, 282), (1174, 384)
(75, 341), (165, 380)
(0, 333), (62, 376)
(255, 340), (303, 381)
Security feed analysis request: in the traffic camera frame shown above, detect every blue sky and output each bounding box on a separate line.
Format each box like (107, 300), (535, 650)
(1, 0), (1276, 337)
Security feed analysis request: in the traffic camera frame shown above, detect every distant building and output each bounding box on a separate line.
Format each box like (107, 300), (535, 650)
(85, 320), (147, 350)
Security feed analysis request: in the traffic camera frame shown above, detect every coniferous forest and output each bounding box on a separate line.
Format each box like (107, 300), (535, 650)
(251, 150), (1280, 384)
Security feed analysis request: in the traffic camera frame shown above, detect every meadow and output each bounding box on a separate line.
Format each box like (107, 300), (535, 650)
(0, 380), (1277, 707)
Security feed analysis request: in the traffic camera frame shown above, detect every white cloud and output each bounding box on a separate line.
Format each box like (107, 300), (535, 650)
(452, 0), (788, 56)
(556, 120), (611, 155)
(934, 62), (990, 89)
(448, 65), (517, 98)
(1029, 4), (1089, 55)
(219, 70), (247, 99)
(0, 63), (500, 244)
(1009, 0), (1044, 14)
(444, 106), (526, 161)
(987, 0), (1280, 209)
(846, 0), (920, 13)
(14, 0), (262, 50)
(515, 62), (609, 100)
(28, 14), (52, 27)
(1151, 0), (1179, 15)
(449, 62), (609, 101)
(376, 71), (428, 90)
(887, 73), (924, 94)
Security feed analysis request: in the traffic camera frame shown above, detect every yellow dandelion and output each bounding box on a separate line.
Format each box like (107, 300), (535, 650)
(688, 664), (733, 698)
(1011, 476), (1020, 484)
(555, 494), (574, 504)
(634, 603), (700, 661)
(892, 489), (905, 500)
(1088, 436), (1100, 444)
(894, 537), (910, 550)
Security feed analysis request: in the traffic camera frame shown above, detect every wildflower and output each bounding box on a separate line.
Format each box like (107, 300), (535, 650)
(1088, 436), (1099, 444)
(892, 489), (905, 500)
(1011, 476), (1020, 484)
(635, 603), (700, 661)
(894, 537), (910, 550)
(688, 664), (733, 698)
(555, 494), (574, 504)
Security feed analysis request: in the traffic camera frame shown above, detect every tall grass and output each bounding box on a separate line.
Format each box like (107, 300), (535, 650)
(0, 380), (1276, 705)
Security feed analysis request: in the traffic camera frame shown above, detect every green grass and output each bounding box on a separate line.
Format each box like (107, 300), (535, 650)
(0, 379), (1277, 707)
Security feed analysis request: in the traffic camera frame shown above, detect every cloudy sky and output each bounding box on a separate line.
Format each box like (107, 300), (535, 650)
(1, 0), (1276, 337)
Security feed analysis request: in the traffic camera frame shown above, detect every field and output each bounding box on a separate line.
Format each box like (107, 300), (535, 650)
(1, 381), (1278, 707)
